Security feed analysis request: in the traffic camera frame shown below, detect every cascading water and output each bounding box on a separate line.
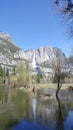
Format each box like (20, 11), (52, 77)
(32, 51), (36, 68)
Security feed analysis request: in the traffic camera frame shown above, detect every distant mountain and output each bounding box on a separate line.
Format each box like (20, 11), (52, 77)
(0, 32), (20, 67)
(0, 32), (66, 75)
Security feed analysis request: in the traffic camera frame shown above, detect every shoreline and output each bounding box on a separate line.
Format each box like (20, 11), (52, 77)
(19, 83), (73, 93)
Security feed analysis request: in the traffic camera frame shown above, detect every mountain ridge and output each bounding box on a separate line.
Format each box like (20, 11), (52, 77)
(0, 32), (66, 75)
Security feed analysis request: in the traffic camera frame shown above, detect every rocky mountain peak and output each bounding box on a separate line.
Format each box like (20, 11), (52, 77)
(0, 32), (14, 44)
(0, 32), (67, 75)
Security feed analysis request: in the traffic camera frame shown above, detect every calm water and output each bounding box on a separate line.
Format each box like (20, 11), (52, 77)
(0, 86), (73, 130)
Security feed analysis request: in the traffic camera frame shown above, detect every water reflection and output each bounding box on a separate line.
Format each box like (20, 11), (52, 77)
(54, 95), (68, 130)
(31, 98), (37, 120)
(0, 86), (73, 130)
(64, 111), (73, 130)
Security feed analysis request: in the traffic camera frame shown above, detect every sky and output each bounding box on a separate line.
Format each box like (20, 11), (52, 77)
(0, 0), (73, 57)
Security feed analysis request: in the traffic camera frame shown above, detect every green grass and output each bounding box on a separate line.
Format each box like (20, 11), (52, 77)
(35, 83), (73, 90)
(19, 83), (73, 94)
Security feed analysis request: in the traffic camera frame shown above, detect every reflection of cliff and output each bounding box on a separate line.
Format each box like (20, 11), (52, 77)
(31, 95), (68, 127)
(31, 98), (58, 125)
(31, 98), (37, 120)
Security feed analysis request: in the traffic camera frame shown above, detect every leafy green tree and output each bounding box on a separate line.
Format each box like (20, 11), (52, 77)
(2, 66), (6, 77)
(0, 66), (6, 84)
(6, 68), (9, 78)
(12, 66), (16, 75)
(36, 73), (43, 84)
(15, 61), (31, 87)
(0, 66), (3, 77)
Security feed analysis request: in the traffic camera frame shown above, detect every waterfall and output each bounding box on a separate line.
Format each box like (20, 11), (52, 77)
(32, 51), (36, 68)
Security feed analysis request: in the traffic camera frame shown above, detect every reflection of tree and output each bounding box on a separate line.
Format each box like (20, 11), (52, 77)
(0, 86), (9, 104)
(0, 87), (32, 130)
(55, 96), (67, 130)
(55, 95), (68, 130)
(55, 96), (64, 130)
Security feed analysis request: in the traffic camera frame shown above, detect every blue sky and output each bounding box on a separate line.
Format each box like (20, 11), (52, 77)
(0, 0), (73, 57)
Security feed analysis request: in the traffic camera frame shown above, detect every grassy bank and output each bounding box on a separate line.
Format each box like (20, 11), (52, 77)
(35, 83), (73, 90)
(19, 83), (73, 93)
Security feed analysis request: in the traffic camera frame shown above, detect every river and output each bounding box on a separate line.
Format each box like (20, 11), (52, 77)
(0, 86), (73, 130)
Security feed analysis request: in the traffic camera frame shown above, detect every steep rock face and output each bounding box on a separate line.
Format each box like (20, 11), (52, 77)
(0, 32), (14, 43)
(0, 32), (66, 74)
(0, 32), (25, 67)
(53, 47), (66, 61)
(25, 45), (65, 68)
(33, 45), (55, 64)
(15, 45), (65, 68)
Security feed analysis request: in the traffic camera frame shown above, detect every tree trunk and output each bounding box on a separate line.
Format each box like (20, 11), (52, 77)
(56, 87), (60, 97)
(56, 95), (65, 130)
(56, 81), (60, 97)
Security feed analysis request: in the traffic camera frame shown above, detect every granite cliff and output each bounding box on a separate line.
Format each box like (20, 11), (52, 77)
(0, 32), (66, 75)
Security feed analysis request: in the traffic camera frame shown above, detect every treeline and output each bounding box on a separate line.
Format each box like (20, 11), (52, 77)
(0, 55), (73, 88)
(0, 66), (9, 84)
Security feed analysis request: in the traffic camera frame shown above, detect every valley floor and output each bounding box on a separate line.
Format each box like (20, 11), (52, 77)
(19, 83), (73, 94)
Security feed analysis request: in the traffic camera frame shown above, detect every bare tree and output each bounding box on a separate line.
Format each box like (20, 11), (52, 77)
(54, 0), (73, 10)
(52, 53), (65, 96)
(52, 0), (73, 36)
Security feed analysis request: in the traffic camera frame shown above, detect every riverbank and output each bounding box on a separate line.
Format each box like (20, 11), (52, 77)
(19, 83), (73, 93)
(35, 83), (73, 90)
